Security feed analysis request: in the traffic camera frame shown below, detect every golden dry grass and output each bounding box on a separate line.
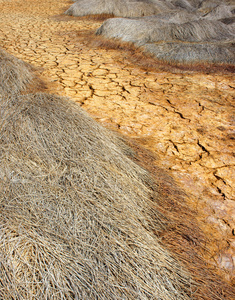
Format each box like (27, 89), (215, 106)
(1, 91), (235, 299)
(65, 0), (170, 18)
(0, 48), (34, 95)
(0, 92), (193, 299)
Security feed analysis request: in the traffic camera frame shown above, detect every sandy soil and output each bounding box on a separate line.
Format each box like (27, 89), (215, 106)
(0, 0), (234, 282)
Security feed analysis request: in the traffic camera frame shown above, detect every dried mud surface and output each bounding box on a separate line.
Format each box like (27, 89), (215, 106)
(0, 0), (234, 282)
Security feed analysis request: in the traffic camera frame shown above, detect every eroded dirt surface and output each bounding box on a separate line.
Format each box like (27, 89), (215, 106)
(0, 0), (234, 282)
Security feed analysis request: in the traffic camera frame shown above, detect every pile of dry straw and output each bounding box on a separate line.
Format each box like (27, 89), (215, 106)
(66, 0), (235, 64)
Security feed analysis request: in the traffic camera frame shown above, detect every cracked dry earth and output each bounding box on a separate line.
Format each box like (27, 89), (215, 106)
(0, 0), (234, 283)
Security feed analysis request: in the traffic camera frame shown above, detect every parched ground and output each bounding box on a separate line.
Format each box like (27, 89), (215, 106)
(0, 0), (234, 282)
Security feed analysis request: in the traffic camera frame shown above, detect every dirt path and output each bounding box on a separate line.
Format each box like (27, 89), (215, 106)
(0, 0), (234, 281)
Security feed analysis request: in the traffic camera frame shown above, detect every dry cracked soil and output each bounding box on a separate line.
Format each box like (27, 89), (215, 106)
(0, 0), (234, 284)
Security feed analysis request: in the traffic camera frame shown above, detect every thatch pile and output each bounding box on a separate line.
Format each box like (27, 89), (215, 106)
(0, 91), (197, 299)
(0, 48), (33, 95)
(65, 0), (235, 64)
(66, 0), (235, 18)
(65, 0), (174, 18)
(1, 91), (235, 299)
(144, 41), (235, 64)
(94, 0), (235, 64)
(96, 18), (234, 44)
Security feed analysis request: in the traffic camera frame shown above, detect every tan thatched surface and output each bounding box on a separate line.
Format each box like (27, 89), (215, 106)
(96, 18), (234, 44)
(0, 48), (33, 95)
(0, 91), (195, 299)
(1, 89), (235, 299)
(199, 0), (235, 14)
(143, 41), (235, 64)
(96, 4), (235, 64)
(168, 0), (201, 10)
(65, 0), (173, 18)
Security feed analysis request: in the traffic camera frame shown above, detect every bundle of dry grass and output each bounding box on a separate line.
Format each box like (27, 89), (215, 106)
(0, 92), (197, 299)
(65, 0), (235, 65)
(1, 91), (234, 299)
(96, 18), (234, 44)
(96, 11), (235, 64)
(0, 48), (33, 95)
(147, 19), (235, 43)
(144, 41), (235, 64)
(65, 0), (173, 18)
(95, 11), (200, 43)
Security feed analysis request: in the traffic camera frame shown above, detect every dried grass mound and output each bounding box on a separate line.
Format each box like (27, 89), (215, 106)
(96, 18), (234, 44)
(147, 19), (235, 42)
(65, 0), (173, 18)
(144, 41), (235, 64)
(1, 92), (234, 299)
(95, 11), (201, 44)
(0, 92), (201, 299)
(96, 13), (235, 64)
(0, 48), (33, 95)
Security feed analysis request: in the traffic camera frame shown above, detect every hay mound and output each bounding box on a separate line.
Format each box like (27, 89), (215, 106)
(96, 6), (235, 64)
(65, 0), (173, 18)
(0, 48), (33, 95)
(96, 18), (234, 44)
(66, 0), (235, 65)
(0, 92), (199, 299)
(144, 41), (235, 64)
(95, 11), (200, 44)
